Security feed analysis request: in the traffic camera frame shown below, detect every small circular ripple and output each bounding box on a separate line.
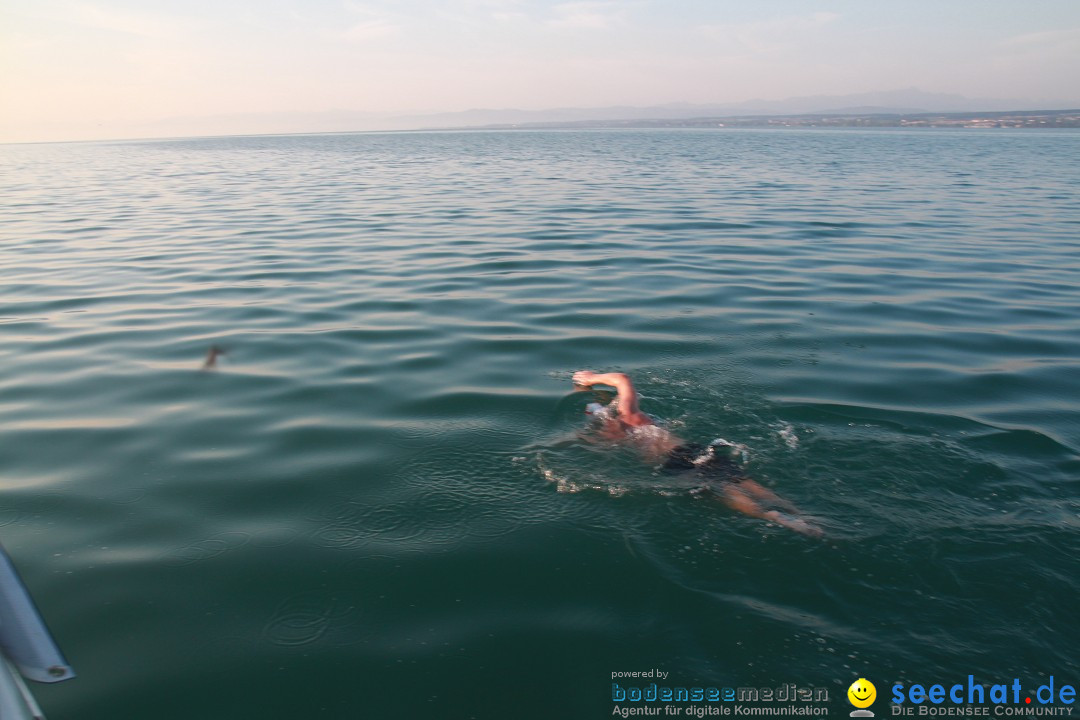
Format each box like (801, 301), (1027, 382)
(159, 531), (251, 567)
(262, 593), (359, 648)
(308, 491), (529, 550)
(304, 493), (365, 525)
(307, 498), (425, 549)
(108, 487), (148, 505)
(401, 452), (536, 542)
(303, 454), (540, 553)
(407, 489), (473, 546)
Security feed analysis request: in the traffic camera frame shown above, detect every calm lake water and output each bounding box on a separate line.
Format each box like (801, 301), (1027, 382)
(1, 129), (1078, 719)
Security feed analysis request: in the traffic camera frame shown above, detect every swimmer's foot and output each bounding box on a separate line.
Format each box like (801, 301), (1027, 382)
(764, 510), (824, 538)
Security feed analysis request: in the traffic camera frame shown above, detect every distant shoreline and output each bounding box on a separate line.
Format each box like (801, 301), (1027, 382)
(4, 109), (1079, 146)
(430, 109), (1080, 132)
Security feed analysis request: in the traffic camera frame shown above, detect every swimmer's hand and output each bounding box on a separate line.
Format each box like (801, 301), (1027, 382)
(572, 370), (599, 388)
(570, 371), (647, 424)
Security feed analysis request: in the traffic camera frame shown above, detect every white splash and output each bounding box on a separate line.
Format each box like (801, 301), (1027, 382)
(538, 453), (627, 495)
(775, 423), (799, 450)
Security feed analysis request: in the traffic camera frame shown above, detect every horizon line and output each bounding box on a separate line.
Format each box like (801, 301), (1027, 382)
(4, 107), (1080, 148)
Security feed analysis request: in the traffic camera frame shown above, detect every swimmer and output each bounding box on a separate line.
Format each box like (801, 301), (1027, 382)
(571, 370), (822, 537)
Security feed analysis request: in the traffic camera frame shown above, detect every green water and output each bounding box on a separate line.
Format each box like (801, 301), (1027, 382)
(1, 129), (1078, 719)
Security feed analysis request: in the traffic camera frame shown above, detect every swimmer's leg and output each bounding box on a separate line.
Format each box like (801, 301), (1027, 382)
(737, 479), (801, 514)
(761, 510), (823, 538)
(720, 484), (767, 518)
(719, 484), (823, 538)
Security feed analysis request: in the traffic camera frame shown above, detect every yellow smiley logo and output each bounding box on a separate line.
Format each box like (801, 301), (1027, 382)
(848, 678), (876, 708)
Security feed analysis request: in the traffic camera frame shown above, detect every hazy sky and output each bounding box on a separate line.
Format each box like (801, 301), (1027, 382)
(3, 0), (1079, 142)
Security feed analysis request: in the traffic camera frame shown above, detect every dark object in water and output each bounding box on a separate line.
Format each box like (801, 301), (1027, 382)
(202, 345), (226, 370)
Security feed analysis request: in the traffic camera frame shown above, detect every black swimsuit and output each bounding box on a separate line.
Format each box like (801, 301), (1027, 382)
(661, 443), (743, 483)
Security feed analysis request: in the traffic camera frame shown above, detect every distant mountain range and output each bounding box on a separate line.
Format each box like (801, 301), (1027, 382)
(402, 88), (1065, 130)
(136, 88), (1080, 139)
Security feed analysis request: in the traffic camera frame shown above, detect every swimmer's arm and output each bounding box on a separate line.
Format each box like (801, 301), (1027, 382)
(571, 371), (648, 424)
